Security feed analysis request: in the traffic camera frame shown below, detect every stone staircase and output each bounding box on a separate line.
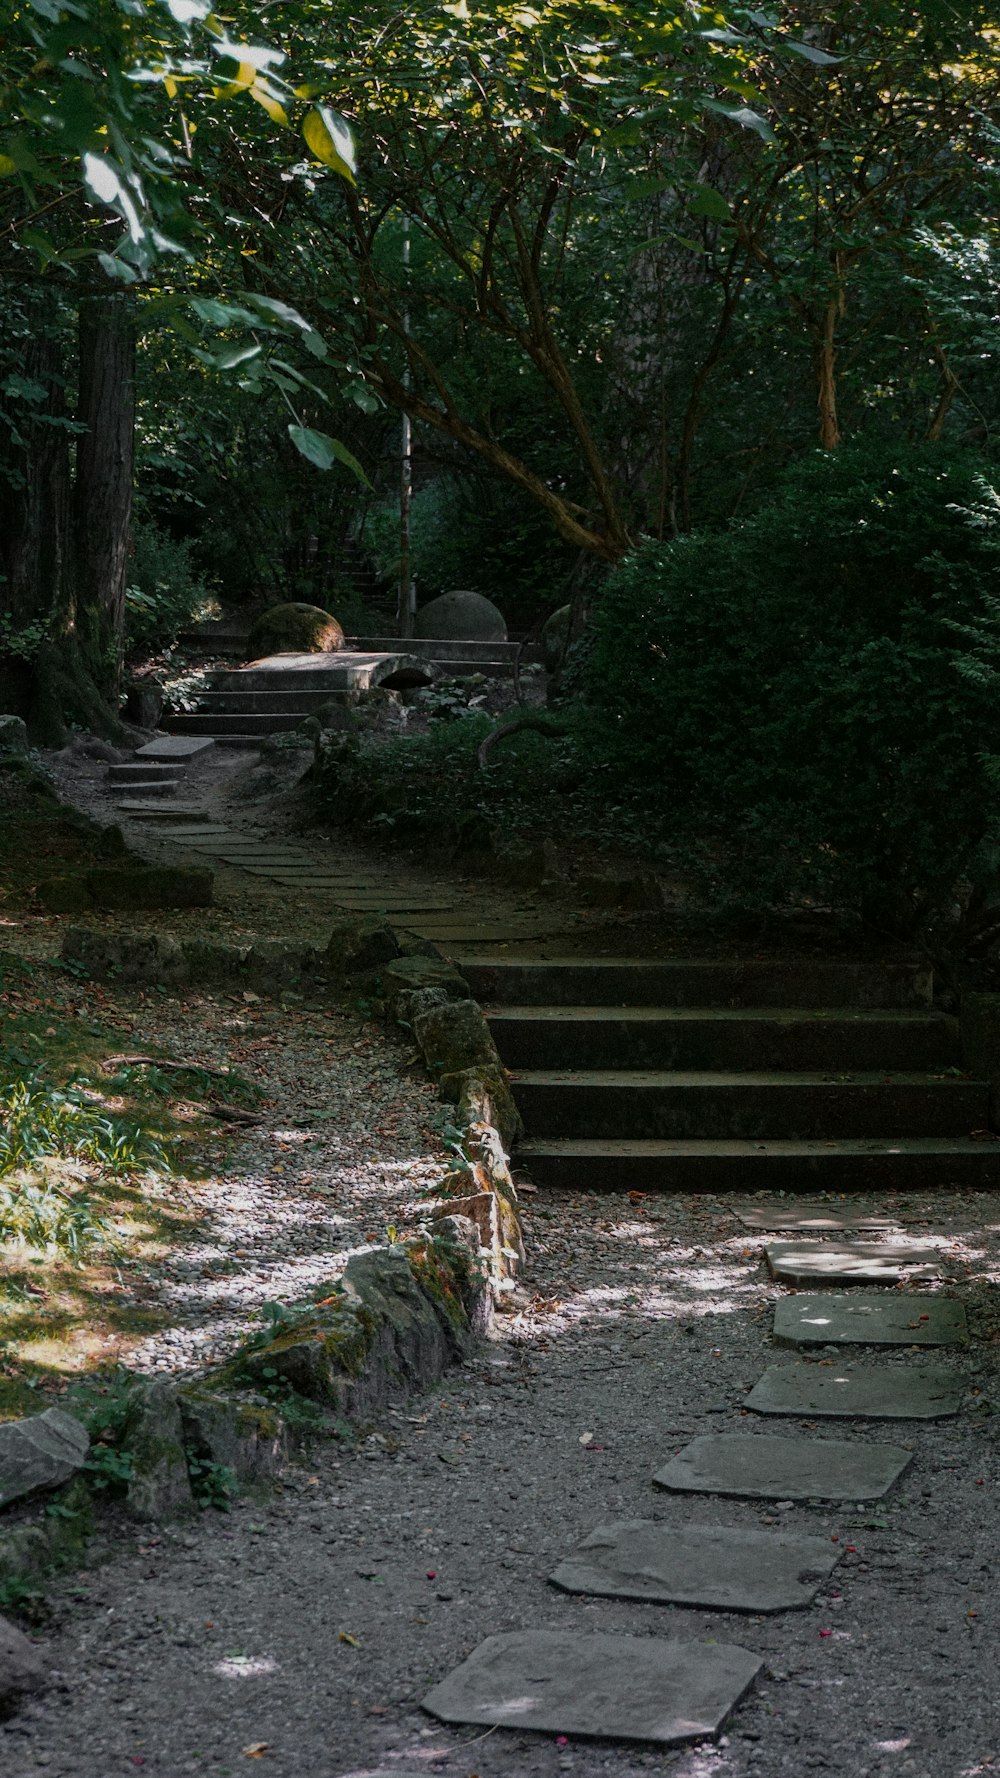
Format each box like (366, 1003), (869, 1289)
(162, 650), (436, 742)
(106, 736), (216, 810)
(459, 956), (1000, 1192)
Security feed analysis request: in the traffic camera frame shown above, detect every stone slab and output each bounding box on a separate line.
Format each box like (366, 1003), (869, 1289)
(745, 1361), (963, 1419)
(549, 1519), (841, 1612)
(653, 1433), (912, 1501)
(116, 805), (216, 821)
(0, 1409), (90, 1508)
(773, 1292), (968, 1348)
(135, 736), (215, 761)
(736, 1200), (899, 1232)
(422, 1630), (762, 1747)
(767, 1242), (945, 1284)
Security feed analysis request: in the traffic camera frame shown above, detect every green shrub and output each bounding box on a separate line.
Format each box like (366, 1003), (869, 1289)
(312, 712), (590, 851)
(585, 441), (1000, 929)
(124, 518), (218, 656)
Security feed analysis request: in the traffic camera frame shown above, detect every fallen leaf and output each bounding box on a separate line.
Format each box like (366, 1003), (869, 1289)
(338, 1631), (360, 1647)
(242, 1745), (269, 1759)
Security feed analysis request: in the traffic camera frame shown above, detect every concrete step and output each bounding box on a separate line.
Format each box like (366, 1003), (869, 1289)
(136, 736), (216, 764)
(107, 762), (184, 783)
(109, 777), (178, 798)
(487, 1006), (960, 1072)
(461, 957), (933, 1010)
(115, 804), (217, 822)
(163, 713), (313, 736)
(173, 689), (356, 714)
(511, 1069), (988, 1141)
(517, 1137), (1000, 1193)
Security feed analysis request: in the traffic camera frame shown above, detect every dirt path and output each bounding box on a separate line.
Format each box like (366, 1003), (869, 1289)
(3, 754), (1000, 1778)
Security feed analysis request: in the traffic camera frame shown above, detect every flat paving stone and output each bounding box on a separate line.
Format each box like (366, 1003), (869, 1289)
(774, 1292), (968, 1347)
(135, 736), (215, 761)
(745, 1360), (963, 1419)
(766, 1241), (945, 1283)
(736, 1200), (900, 1232)
(548, 1519), (841, 1612)
(422, 1629), (763, 1747)
(653, 1432), (912, 1500)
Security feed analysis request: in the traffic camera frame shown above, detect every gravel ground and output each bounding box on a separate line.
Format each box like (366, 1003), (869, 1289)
(3, 1183), (999, 1778)
(88, 986), (449, 1375)
(3, 744), (999, 1777)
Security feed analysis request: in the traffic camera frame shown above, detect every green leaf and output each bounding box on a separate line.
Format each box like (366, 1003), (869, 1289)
(786, 41), (842, 65)
(0, 155), (17, 178)
(687, 185), (731, 221)
(287, 425), (371, 485)
(303, 107), (356, 182)
(701, 99), (776, 144)
(195, 342), (262, 370)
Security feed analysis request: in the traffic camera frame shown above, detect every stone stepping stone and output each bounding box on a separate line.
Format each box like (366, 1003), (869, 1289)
(736, 1200), (899, 1232)
(745, 1360), (962, 1420)
(549, 1519), (841, 1613)
(653, 1432), (912, 1501)
(766, 1242), (945, 1284)
(774, 1292), (968, 1348)
(422, 1629), (763, 1748)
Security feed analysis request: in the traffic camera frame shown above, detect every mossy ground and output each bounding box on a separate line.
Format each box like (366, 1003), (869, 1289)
(0, 935), (257, 1418)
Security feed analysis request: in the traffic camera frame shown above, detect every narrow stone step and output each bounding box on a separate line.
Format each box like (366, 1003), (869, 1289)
(548, 1520), (842, 1612)
(115, 804), (217, 822)
(511, 1069), (987, 1140)
(461, 956), (934, 1009)
(135, 736), (216, 762)
(175, 689), (357, 713)
(653, 1433), (912, 1500)
(734, 1199), (901, 1231)
(109, 777), (178, 798)
(422, 1630), (763, 1748)
(489, 1006), (960, 1072)
(163, 713), (315, 735)
(516, 1136), (1000, 1192)
(766, 1240), (947, 1284)
(744, 1361), (963, 1419)
(773, 1292), (968, 1347)
(107, 762), (184, 783)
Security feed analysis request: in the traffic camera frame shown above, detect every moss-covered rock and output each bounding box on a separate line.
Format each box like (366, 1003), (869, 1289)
(247, 603), (345, 658)
(121, 1378), (193, 1522)
(324, 917), (400, 976)
(411, 997), (501, 1076)
(62, 928), (190, 985)
(233, 1245), (482, 1421)
(438, 1064), (523, 1150)
(40, 867), (213, 914)
(177, 1388), (288, 1487)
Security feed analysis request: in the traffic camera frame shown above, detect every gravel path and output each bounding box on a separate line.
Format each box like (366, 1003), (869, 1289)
(3, 1183), (999, 1778)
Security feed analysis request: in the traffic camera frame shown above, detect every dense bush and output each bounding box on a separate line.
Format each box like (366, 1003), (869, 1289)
(585, 442), (1000, 929)
(123, 519), (218, 656)
(311, 713), (593, 851)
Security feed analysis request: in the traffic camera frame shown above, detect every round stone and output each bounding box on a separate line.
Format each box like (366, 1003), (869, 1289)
(247, 603), (345, 657)
(413, 589), (507, 642)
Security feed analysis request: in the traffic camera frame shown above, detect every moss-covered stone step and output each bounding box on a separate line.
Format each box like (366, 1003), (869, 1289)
(516, 1136), (1000, 1192)
(460, 956), (934, 1009)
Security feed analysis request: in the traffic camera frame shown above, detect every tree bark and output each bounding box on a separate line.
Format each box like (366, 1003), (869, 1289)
(74, 289), (135, 694)
(816, 297), (842, 451)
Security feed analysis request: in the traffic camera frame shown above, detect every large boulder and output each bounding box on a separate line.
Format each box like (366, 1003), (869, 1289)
(247, 603), (345, 658)
(0, 1614), (47, 1716)
(414, 590), (507, 643)
(542, 603), (573, 673)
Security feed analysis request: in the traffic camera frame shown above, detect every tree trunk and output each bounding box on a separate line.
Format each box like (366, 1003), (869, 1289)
(74, 289), (136, 697)
(0, 285), (133, 741)
(816, 297), (841, 450)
